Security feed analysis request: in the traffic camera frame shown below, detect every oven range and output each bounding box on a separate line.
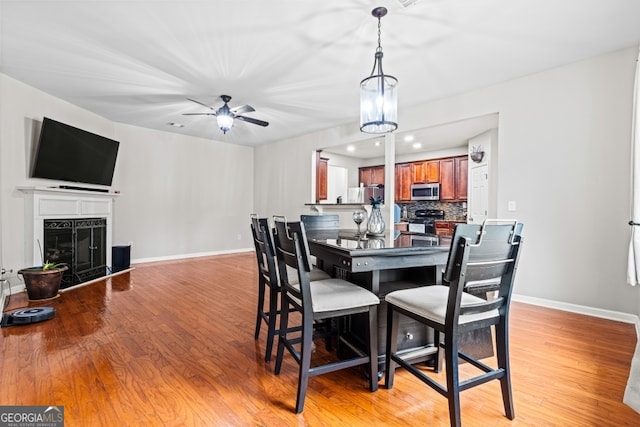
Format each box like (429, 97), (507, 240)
(407, 209), (445, 234)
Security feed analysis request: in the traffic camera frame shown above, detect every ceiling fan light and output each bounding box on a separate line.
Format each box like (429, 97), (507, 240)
(217, 114), (234, 134)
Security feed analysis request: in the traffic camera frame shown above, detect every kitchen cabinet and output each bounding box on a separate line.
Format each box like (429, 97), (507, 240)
(412, 160), (440, 183)
(359, 165), (385, 186)
(434, 221), (450, 236)
(434, 220), (467, 236)
(440, 155), (468, 201)
(455, 156), (468, 201)
(394, 222), (409, 232)
(395, 163), (412, 202)
(315, 154), (328, 202)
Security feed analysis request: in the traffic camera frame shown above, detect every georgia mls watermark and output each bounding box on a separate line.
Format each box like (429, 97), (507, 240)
(0, 406), (64, 427)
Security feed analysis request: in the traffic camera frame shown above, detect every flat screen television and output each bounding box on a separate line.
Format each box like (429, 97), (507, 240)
(31, 117), (120, 187)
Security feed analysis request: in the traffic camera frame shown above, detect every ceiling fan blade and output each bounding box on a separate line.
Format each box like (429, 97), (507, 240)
(187, 98), (216, 110)
(230, 104), (255, 115)
(182, 112), (217, 116)
(235, 115), (269, 127)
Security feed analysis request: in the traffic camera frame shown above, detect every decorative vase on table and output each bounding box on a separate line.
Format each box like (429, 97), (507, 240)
(367, 196), (385, 236)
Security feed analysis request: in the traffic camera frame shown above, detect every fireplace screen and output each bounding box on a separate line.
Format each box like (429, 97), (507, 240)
(43, 218), (107, 288)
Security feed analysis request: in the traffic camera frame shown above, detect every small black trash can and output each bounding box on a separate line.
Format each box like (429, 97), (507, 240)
(112, 245), (131, 272)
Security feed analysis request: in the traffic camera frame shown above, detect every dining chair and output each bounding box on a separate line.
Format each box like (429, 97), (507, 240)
(250, 215), (281, 362)
(250, 215), (331, 362)
(272, 218), (380, 413)
(384, 220), (523, 427)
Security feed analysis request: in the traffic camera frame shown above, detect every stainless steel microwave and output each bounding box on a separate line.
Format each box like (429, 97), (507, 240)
(410, 183), (440, 201)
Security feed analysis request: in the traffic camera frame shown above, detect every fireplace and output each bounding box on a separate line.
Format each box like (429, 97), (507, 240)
(19, 186), (117, 289)
(44, 218), (107, 288)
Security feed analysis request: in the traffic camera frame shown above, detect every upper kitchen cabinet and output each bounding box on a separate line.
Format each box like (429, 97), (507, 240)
(456, 156), (468, 201)
(315, 152), (328, 202)
(440, 155), (468, 201)
(395, 163), (412, 202)
(359, 165), (385, 186)
(412, 160), (440, 183)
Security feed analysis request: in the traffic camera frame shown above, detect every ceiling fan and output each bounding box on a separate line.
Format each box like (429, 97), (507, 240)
(183, 95), (269, 134)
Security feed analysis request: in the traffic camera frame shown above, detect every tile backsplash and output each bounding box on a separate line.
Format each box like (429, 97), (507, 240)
(398, 201), (467, 221)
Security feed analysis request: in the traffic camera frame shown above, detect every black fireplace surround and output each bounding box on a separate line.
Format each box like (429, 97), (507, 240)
(43, 218), (107, 288)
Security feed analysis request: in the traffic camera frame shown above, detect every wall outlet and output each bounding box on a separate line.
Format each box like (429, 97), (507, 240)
(236, 234), (242, 241)
(507, 201), (517, 211)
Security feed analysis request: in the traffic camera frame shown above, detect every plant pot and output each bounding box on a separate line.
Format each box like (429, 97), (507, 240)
(18, 266), (68, 301)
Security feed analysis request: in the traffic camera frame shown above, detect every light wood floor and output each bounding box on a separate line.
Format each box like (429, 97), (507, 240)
(1, 252), (639, 426)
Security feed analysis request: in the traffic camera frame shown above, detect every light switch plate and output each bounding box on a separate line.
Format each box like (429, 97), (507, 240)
(507, 201), (517, 211)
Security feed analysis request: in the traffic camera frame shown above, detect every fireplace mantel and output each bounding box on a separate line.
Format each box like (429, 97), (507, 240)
(18, 186), (119, 270)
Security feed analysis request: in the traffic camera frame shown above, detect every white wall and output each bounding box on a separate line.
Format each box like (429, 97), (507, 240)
(2, 45), (639, 316)
(112, 123), (254, 261)
(0, 74), (254, 292)
(254, 45), (640, 316)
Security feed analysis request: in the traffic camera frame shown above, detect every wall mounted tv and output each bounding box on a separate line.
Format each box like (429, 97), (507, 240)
(31, 117), (120, 187)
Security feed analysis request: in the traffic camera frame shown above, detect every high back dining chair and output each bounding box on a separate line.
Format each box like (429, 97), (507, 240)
(251, 215), (332, 362)
(250, 215), (281, 362)
(272, 218), (380, 413)
(384, 221), (523, 427)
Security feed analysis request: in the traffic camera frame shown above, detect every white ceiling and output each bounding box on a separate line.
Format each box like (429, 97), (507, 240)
(1, 0), (639, 147)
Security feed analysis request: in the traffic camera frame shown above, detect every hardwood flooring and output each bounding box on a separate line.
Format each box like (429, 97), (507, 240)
(1, 252), (639, 426)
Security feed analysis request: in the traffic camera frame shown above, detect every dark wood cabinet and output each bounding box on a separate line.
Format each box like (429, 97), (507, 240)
(395, 163), (412, 202)
(439, 158), (455, 201)
(434, 220), (466, 236)
(427, 160), (440, 183)
(434, 221), (451, 236)
(359, 165), (385, 186)
(316, 153), (328, 202)
(412, 160), (440, 184)
(440, 155), (468, 202)
(412, 161), (427, 183)
(455, 156), (468, 201)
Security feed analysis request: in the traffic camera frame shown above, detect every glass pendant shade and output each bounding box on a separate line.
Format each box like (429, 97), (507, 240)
(217, 114), (234, 134)
(360, 7), (398, 134)
(360, 55), (398, 133)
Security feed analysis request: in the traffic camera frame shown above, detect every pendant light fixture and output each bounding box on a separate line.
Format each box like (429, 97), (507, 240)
(360, 6), (398, 134)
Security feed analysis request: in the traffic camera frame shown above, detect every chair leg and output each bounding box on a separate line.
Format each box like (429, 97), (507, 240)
(254, 278), (266, 340)
(434, 329), (443, 373)
(274, 300), (289, 375)
(264, 286), (278, 362)
(367, 306), (379, 391)
(495, 319), (515, 420)
(444, 330), (462, 427)
(384, 305), (400, 389)
(295, 313), (315, 413)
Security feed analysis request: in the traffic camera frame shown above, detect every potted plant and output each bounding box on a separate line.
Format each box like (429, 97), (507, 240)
(18, 261), (68, 301)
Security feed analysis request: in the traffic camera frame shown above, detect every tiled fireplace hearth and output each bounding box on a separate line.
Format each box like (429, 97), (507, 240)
(18, 187), (118, 289)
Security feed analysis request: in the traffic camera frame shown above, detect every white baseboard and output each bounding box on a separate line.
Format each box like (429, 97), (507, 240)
(512, 293), (640, 333)
(131, 247), (253, 265)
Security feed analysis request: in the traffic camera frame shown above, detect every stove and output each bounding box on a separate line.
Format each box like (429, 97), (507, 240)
(407, 209), (445, 234)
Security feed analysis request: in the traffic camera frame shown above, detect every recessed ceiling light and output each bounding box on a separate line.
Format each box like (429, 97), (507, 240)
(404, 135), (414, 142)
(412, 142), (422, 149)
(346, 145), (356, 152)
(167, 122), (184, 128)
